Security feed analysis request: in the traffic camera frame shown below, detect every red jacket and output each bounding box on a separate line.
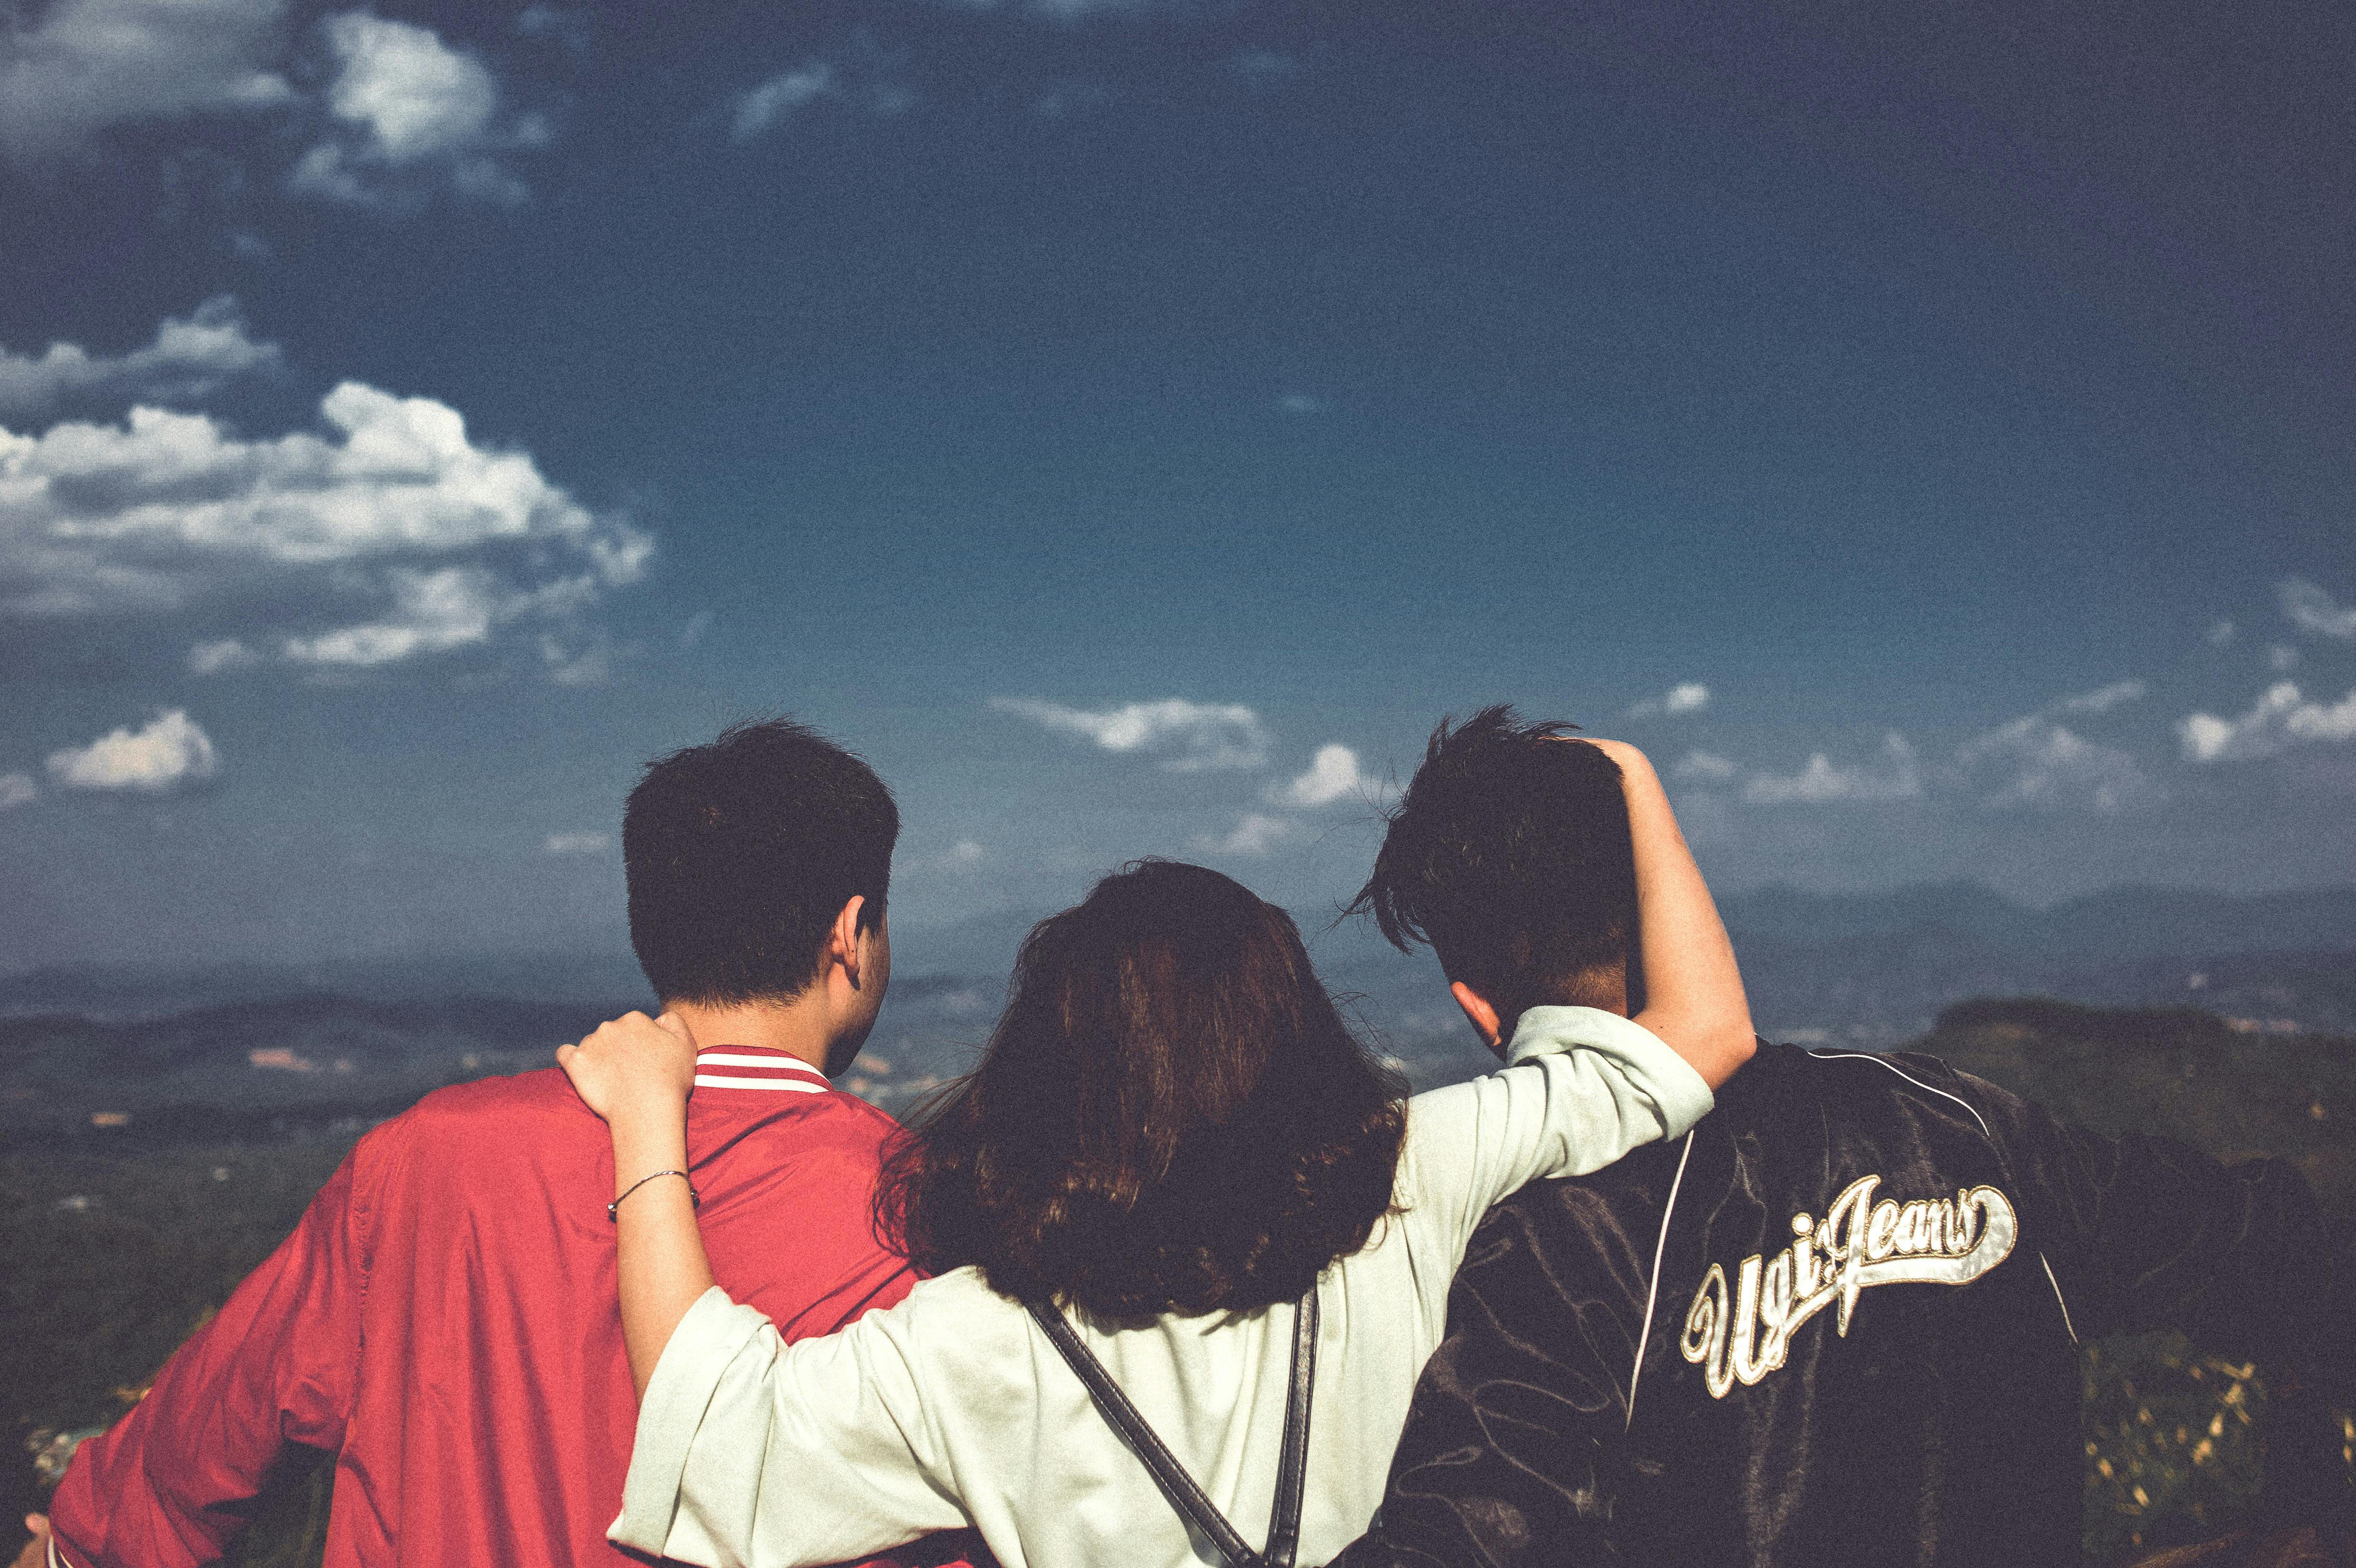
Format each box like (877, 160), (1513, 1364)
(52, 1045), (941, 1568)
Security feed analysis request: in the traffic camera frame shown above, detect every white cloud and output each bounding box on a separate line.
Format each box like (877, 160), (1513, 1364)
(1277, 393), (1328, 415)
(1952, 682), (2159, 812)
(0, 772), (35, 809)
(727, 59), (912, 140)
(991, 697), (1269, 772)
(731, 64), (833, 140)
(2180, 682), (2356, 763)
(1276, 743), (1374, 808)
(946, 838), (984, 867)
(187, 638), (258, 675)
(1671, 750), (1738, 784)
(1957, 715), (2157, 813)
(543, 831), (609, 855)
(1626, 681), (1710, 719)
(2281, 578), (2356, 641)
(0, 359), (650, 675)
(2054, 679), (2146, 714)
(282, 566), (505, 666)
(0, 297), (279, 415)
(2270, 643), (2301, 672)
(47, 708), (217, 792)
(1198, 812), (1291, 856)
(2206, 618), (2236, 647)
(1743, 733), (1920, 806)
(291, 13), (532, 206)
(0, 0), (294, 166)
(678, 610), (714, 649)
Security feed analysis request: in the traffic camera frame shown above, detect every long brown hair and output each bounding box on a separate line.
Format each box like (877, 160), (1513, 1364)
(878, 860), (1407, 1318)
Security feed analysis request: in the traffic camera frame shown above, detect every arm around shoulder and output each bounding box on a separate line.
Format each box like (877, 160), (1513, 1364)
(615, 1283), (971, 1568)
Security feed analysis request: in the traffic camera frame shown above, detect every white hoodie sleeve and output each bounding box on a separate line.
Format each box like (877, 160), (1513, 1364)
(1396, 1005), (1712, 1263)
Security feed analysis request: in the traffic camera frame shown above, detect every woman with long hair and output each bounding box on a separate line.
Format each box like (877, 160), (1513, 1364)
(560, 740), (1751, 1568)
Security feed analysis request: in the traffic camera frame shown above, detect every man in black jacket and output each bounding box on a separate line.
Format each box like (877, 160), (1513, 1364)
(1336, 707), (2351, 1567)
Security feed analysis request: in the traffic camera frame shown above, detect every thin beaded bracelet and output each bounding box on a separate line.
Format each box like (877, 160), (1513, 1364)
(608, 1169), (699, 1222)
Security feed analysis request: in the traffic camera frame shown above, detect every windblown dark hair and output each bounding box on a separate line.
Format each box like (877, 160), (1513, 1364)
(1346, 705), (1635, 1028)
(879, 860), (1408, 1319)
(623, 717), (897, 1007)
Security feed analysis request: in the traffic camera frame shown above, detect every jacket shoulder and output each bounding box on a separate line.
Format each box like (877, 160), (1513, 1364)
(1769, 1043), (1985, 1102)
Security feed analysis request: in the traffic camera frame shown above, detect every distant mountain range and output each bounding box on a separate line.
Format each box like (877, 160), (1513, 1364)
(0, 976), (1013, 1145)
(4, 882), (2352, 1148)
(1714, 882), (2356, 961)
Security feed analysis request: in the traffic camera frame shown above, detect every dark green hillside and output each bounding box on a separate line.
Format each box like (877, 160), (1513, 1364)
(1910, 998), (2356, 1561)
(1, 1141), (359, 1566)
(1918, 997), (2356, 1214)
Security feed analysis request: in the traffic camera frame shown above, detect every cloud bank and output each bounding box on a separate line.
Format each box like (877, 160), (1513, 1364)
(0, 0), (294, 166)
(0, 297), (280, 415)
(1958, 715), (2156, 813)
(1, 313), (650, 676)
(2180, 683), (2356, 763)
(1743, 733), (1920, 806)
(992, 697), (1269, 771)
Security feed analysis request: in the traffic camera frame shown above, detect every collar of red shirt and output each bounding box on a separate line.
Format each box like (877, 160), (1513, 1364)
(689, 1046), (832, 1095)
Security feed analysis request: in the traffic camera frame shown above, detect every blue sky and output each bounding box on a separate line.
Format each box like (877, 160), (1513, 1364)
(2, 0), (2352, 971)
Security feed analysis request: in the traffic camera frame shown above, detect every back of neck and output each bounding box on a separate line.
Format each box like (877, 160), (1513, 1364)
(661, 996), (834, 1076)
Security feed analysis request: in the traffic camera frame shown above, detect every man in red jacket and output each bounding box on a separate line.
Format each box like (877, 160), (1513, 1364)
(40, 718), (959, 1568)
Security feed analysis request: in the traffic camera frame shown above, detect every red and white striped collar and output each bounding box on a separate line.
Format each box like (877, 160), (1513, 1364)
(691, 1045), (832, 1095)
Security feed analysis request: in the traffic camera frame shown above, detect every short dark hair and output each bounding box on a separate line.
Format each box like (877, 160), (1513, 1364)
(623, 718), (898, 1007)
(1347, 705), (1635, 1025)
(879, 860), (1407, 1320)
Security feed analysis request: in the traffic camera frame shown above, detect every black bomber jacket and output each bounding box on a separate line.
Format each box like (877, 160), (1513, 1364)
(1334, 1042), (2351, 1568)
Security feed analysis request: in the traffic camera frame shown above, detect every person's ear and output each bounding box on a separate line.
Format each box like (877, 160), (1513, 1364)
(829, 895), (867, 989)
(1450, 980), (1505, 1055)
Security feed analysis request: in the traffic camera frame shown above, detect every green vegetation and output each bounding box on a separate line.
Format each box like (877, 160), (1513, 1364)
(1925, 997), (2356, 1213)
(1, 1141), (357, 1567)
(1920, 998), (2356, 1560)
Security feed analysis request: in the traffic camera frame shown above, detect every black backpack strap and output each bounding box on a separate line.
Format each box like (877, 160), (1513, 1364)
(1264, 1285), (1318, 1568)
(1028, 1285), (1320, 1568)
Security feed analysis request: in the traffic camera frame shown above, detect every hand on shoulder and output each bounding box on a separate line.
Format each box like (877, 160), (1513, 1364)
(556, 1010), (699, 1124)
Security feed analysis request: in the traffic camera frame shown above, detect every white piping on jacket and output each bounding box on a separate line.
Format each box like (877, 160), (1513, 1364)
(1625, 1129), (1697, 1431)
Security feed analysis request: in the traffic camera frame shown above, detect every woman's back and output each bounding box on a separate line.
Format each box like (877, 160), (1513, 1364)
(618, 1010), (1710, 1568)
